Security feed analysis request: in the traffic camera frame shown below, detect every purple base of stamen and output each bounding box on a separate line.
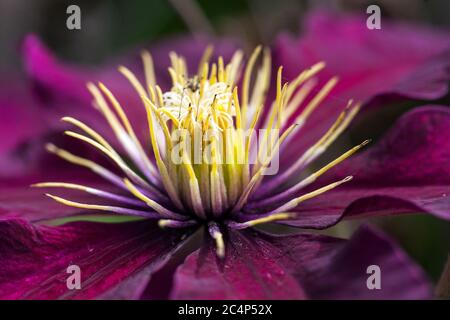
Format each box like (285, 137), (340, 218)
(207, 221), (222, 235)
(108, 207), (162, 218)
(160, 219), (198, 228)
(225, 220), (249, 230)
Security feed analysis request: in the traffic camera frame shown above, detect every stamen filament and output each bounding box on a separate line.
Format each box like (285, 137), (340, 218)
(269, 176), (353, 214)
(208, 222), (225, 258)
(158, 219), (197, 229)
(124, 179), (186, 220)
(32, 182), (146, 207)
(45, 194), (160, 218)
(227, 213), (293, 229)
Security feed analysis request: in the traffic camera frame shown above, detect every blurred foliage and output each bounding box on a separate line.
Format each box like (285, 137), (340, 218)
(43, 214), (146, 226)
(378, 214), (450, 282)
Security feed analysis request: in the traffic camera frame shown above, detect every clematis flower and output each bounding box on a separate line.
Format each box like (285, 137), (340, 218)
(1, 41), (450, 300)
(0, 10), (450, 300)
(2, 9), (449, 178)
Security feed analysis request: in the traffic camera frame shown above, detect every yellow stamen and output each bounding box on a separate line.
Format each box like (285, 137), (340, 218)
(141, 50), (156, 90)
(243, 213), (293, 227)
(271, 176), (353, 213)
(212, 231), (225, 258)
(241, 46), (262, 125)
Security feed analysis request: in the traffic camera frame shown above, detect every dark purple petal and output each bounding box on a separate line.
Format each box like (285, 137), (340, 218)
(277, 188), (448, 229)
(320, 106), (450, 187)
(274, 10), (450, 168)
(248, 105), (450, 229)
(170, 229), (306, 300)
(0, 218), (190, 299)
(263, 225), (432, 299)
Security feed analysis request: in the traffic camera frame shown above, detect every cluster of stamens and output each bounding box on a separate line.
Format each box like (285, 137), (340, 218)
(33, 46), (368, 258)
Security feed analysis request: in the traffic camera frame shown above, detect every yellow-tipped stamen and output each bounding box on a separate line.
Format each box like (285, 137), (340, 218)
(87, 82), (159, 183)
(118, 65), (148, 99)
(141, 50), (156, 90)
(241, 46), (262, 125)
(284, 61), (325, 103)
(212, 230), (225, 258)
(64, 130), (150, 189)
(231, 123), (298, 213)
(142, 96), (184, 209)
(45, 143), (127, 190)
(261, 101), (361, 196)
(99, 82), (163, 173)
(292, 76), (338, 128)
(247, 48), (271, 127)
(270, 176), (353, 214)
(257, 140), (370, 206)
(197, 45), (214, 76)
(45, 194), (156, 217)
(226, 50), (243, 87)
(309, 139), (370, 179)
(61, 117), (115, 153)
(32, 182), (148, 207)
(239, 213), (293, 228)
(252, 66), (285, 175)
(282, 79), (317, 122)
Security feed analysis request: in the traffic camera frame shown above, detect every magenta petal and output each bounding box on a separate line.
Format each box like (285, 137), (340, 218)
(0, 218), (189, 299)
(276, 10), (450, 102)
(274, 10), (450, 167)
(170, 229), (307, 300)
(0, 79), (49, 177)
(265, 225), (432, 299)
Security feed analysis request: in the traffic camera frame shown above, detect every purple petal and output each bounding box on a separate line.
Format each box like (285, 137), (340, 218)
(250, 105), (450, 228)
(276, 10), (450, 101)
(0, 78), (49, 177)
(274, 9), (450, 169)
(170, 229), (306, 300)
(264, 225), (432, 299)
(0, 218), (189, 299)
(321, 105), (450, 187)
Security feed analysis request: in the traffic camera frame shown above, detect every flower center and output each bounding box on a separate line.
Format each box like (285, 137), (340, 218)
(33, 46), (368, 257)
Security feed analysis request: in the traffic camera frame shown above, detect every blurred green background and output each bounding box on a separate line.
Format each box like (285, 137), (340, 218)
(0, 0), (449, 286)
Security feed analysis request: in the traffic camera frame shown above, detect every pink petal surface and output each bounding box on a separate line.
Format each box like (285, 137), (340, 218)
(0, 79), (49, 177)
(170, 229), (306, 300)
(0, 219), (190, 299)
